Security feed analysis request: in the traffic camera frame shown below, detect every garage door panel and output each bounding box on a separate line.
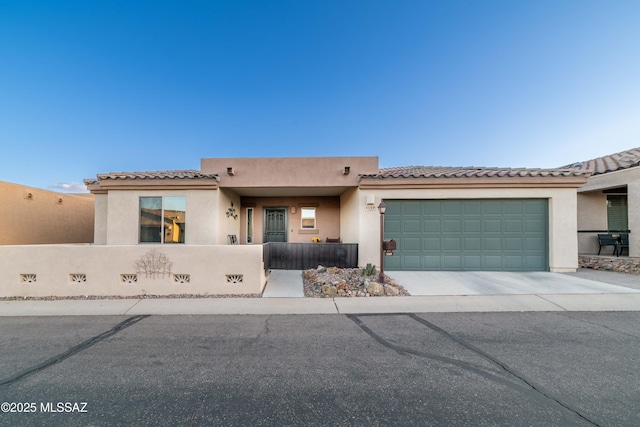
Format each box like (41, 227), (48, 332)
(402, 255), (422, 269)
(403, 237), (421, 251)
(483, 256), (502, 269)
(422, 202), (441, 215)
(464, 219), (481, 232)
(525, 219), (545, 232)
(423, 219), (440, 232)
(505, 201), (523, 214)
(443, 237), (461, 250)
(464, 202), (482, 215)
(464, 237), (481, 250)
(525, 201), (547, 215)
(423, 256), (441, 269)
(505, 220), (523, 232)
(526, 256), (546, 270)
(484, 219), (502, 232)
(403, 202), (422, 215)
(505, 238), (523, 251)
(483, 202), (502, 215)
(463, 256), (482, 269)
(385, 219), (402, 233)
(444, 220), (461, 232)
(443, 201), (461, 215)
(484, 238), (502, 250)
(423, 237), (441, 250)
(505, 256), (524, 269)
(443, 256), (462, 269)
(403, 219), (421, 233)
(525, 237), (545, 250)
(384, 199), (548, 271)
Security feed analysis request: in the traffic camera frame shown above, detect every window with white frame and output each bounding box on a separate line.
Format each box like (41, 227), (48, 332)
(301, 207), (316, 229)
(139, 196), (186, 244)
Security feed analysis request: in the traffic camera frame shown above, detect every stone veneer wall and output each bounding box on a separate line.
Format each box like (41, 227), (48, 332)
(579, 255), (640, 275)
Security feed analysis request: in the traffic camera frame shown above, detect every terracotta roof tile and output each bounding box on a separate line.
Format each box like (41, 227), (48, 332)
(84, 170), (219, 185)
(562, 147), (640, 175)
(361, 166), (589, 179)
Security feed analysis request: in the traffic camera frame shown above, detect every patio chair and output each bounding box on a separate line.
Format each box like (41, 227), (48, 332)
(617, 233), (629, 256)
(597, 234), (618, 255)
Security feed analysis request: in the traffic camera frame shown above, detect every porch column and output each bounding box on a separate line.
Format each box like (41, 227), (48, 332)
(628, 181), (640, 258)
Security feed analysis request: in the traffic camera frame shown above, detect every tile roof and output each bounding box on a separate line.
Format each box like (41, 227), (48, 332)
(84, 170), (219, 185)
(562, 147), (640, 175)
(361, 166), (589, 179)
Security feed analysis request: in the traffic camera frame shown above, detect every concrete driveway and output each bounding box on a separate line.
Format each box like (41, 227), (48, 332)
(388, 270), (640, 296)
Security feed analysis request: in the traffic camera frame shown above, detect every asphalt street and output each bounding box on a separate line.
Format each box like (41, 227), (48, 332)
(1, 313), (639, 426)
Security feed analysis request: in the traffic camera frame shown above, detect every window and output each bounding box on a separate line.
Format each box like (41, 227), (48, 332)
(607, 195), (628, 231)
(301, 207), (316, 229)
(139, 196), (186, 244)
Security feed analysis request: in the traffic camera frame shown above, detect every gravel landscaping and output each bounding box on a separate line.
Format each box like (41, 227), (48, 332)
(303, 265), (410, 297)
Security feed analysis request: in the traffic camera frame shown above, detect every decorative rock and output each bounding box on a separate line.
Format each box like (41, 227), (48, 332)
(578, 255), (640, 275)
(384, 284), (400, 296)
(337, 280), (349, 292)
(366, 282), (384, 296)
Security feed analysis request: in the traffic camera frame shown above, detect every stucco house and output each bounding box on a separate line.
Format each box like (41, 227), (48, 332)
(0, 181), (94, 245)
(568, 147), (640, 258)
(0, 156), (589, 298)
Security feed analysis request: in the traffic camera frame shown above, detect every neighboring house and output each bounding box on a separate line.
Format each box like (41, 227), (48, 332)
(0, 156), (589, 298)
(566, 147), (640, 257)
(0, 181), (94, 245)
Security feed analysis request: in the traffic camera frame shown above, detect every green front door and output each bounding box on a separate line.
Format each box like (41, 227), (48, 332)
(384, 199), (548, 271)
(264, 208), (287, 242)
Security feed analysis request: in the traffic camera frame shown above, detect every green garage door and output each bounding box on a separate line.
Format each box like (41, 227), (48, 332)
(384, 199), (548, 271)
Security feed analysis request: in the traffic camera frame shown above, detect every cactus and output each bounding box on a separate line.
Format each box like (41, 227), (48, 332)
(361, 263), (376, 276)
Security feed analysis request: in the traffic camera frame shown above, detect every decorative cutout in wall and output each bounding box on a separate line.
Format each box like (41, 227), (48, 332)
(226, 274), (243, 284)
(20, 274), (37, 283)
(173, 274), (190, 283)
(70, 274), (86, 283)
(226, 202), (238, 220)
(121, 274), (138, 284)
(134, 249), (173, 279)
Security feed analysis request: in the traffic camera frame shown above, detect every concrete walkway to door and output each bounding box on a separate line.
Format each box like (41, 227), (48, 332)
(389, 270), (640, 296)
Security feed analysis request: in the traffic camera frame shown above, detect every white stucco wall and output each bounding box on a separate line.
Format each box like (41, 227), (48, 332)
(356, 187), (580, 273)
(339, 188), (360, 244)
(578, 167), (640, 257)
(0, 244), (266, 297)
(628, 180), (640, 257)
(217, 189), (241, 245)
(93, 193), (108, 245)
(104, 190), (220, 245)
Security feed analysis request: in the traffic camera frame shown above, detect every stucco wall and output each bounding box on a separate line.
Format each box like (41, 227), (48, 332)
(202, 156), (378, 189)
(576, 192), (607, 254)
(339, 188), (360, 244)
(356, 188), (580, 273)
(240, 196), (340, 244)
(218, 189), (241, 245)
(103, 190), (220, 245)
(0, 181), (94, 245)
(0, 244), (266, 297)
(93, 193), (108, 245)
(578, 167), (640, 257)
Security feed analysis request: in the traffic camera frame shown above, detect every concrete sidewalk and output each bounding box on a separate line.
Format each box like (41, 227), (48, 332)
(3, 293), (640, 316)
(2, 269), (639, 316)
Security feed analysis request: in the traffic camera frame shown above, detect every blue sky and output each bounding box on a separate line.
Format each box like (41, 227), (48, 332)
(2, 1), (639, 192)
